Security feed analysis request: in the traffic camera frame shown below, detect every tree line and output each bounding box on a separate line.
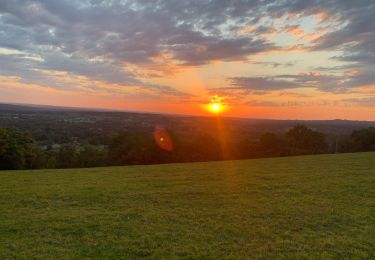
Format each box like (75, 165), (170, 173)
(0, 125), (374, 170)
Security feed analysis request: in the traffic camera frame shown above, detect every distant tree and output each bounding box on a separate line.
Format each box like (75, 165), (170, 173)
(286, 125), (328, 155)
(77, 145), (107, 168)
(0, 128), (44, 170)
(325, 134), (349, 154)
(44, 147), (57, 169)
(236, 138), (260, 159)
(346, 127), (375, 152)
(187, 133), (221, 161)
(108, 132), (158, 165)
(56, 144), (78, 168)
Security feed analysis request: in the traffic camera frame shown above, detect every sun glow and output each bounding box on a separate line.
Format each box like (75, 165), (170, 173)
(210, 102), (223, 113)
(207, 95), (225, 114)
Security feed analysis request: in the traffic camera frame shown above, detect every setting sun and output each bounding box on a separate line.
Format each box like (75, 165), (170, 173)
(210, 103), (223, 113)
(207, 95), (225, 114)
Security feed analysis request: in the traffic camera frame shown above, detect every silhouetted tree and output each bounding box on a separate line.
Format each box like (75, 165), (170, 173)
(108, 132), (159, 165)
(286, 125), (328, 155)
(344, 127), (375, 152)
(259, 132), (288, 157)
(188, 133), (221, 161)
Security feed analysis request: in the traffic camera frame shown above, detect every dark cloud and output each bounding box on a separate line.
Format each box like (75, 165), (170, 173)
(40, 53), (139, 86)
(228, 76), (300, 91)
(228, 71), (375, 93)
(170, 37), (273, 65)
(253, 61), (296, 68)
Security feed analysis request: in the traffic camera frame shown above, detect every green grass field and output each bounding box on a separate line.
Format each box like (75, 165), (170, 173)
(0, 152), (374, 259)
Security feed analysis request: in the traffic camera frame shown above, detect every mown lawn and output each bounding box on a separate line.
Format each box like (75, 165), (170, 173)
(0, 152), (374, 259)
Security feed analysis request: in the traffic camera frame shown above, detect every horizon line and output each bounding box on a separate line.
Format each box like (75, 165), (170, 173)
(1, 101), (374, 123)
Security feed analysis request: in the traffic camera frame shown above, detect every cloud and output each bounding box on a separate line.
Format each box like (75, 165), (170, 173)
(228, 77), (300, 91)
(343, 97), (375, 107)
(0, 0), (375, 100)
(0, 51), (188, 98)
(1, 1), (373, 67)
(0, 0), (279, 98)
(0, 0), (276, 66)
(40, 53), (139, 86)
(227, 69), (375, 94)
(244, 100), (277, 107)
(250, 61), (296, 68)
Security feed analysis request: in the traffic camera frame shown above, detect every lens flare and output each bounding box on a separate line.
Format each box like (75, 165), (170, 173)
(153, 126), (174, 152)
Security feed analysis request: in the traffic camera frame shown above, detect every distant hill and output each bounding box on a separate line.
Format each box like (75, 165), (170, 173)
(0, 103), (373, 137)
(1, 102), (373, 123)
(0, 103), (118, 112)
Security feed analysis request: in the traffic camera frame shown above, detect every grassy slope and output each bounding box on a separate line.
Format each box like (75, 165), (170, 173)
(0, 152), (374, 259)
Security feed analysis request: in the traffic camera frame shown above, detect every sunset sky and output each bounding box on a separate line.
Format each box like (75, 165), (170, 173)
(0, 0), (374, 120)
